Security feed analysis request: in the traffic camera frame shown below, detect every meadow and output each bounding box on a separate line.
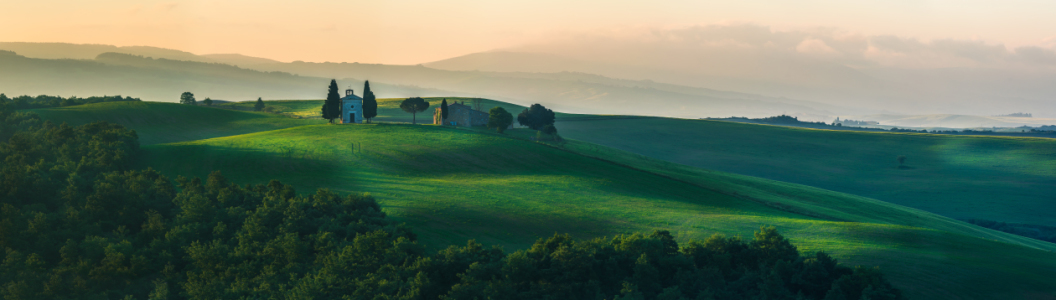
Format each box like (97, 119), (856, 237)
(31, 101), (322, 144)
(136, 123), (1056, 300)
(555, 117), (1056, 227)
(28, 100), (1056, 299)
(216, 98), (1056, 228)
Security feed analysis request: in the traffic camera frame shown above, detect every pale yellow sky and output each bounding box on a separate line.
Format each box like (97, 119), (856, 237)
(2, 0), (1055, 65)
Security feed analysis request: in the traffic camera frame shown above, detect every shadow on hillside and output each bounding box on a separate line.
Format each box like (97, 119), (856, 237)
(556, 117), (1056, 226)
(138, 143), (348, 189)
(342, 125), (761, 212)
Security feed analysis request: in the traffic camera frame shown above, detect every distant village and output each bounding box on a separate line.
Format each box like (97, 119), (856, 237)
(832, 117), (879, 126)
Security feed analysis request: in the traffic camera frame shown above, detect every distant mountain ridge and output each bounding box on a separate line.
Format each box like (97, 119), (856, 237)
(427, 50), (1056, 119)
(0, 42), (862, 119)
(0, 42), (214, 62)
(0, 50), (447, 102)
(850, 114), (1056, 128)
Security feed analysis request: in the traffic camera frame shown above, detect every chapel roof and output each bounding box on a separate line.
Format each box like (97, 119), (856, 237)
(341, 94), (363, 101)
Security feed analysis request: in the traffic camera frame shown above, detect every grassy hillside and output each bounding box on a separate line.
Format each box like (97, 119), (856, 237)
(29, 100), (1056, 298)
(138, 123), (1056, 299)
(30, 102), (323, 145)
(97, 99), (1056, 229)
(557, 117), (1056, 228)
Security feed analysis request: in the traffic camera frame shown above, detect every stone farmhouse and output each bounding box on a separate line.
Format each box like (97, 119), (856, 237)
(434, 101), (488, 127)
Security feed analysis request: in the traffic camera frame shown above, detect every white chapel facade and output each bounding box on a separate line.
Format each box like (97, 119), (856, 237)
(340, 88), (363, 124)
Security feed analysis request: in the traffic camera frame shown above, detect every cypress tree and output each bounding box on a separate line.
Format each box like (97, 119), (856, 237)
(362, 81), (378, 123)
(322, 80), (341, 123)
(440, 99), (449, 123)
(254, 97), (264, 111)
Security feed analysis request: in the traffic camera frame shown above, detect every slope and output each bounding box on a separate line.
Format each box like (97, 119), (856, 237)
(179, 98), (1056, 229)
(136, 123), (1056, 300)
(29, 102), (323, 145)
(30, 100), (1056, 298)
(556, 117), (1056, 228)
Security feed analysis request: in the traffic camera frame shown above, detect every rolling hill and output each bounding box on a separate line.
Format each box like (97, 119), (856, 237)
(554, 117), (1056, 229)
(210, 98), (1056, 230)
(0, 50), (450, 103)
(26, 101), (1056, 299)
(30, 101), (323, 145)
(0, 42), (862, 119)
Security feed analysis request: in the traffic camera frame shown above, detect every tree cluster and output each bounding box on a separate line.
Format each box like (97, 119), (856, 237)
(967, 219), (1056, 244)
(441, 229), (903, 300)
(518, 104), (556, 130)
(180, 92), (197, 105)
(0, 93), (141, 109)
(488, 107), (514, 133)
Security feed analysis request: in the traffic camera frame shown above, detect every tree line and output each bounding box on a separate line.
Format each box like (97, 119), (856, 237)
(0, 93), (141, 109)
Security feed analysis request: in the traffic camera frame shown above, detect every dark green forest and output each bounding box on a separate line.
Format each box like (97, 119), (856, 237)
(0, 93), (140, 109)
(0, 103), (902, 299)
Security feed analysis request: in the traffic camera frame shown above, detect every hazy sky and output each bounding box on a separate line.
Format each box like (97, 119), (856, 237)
(3, 0), (1056, 64)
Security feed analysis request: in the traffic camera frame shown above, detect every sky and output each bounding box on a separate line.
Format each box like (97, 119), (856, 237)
(3, 0), (1056, 65)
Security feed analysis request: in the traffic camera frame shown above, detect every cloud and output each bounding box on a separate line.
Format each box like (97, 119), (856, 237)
(796, 38), (838, 55)
(1041, 36), (1056, 49)
(516, 24), (1056, 69)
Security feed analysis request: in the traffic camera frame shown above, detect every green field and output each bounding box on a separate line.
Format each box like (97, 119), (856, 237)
(554, 117), (1056, 227)
(214, 98), (1056, 228)
(31, 101), (323, 144)
(29, 101), (1056, 299)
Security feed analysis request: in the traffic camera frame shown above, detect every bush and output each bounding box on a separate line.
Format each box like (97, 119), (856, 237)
(488, 107), (513, 133)
(517, 103), (555, 130)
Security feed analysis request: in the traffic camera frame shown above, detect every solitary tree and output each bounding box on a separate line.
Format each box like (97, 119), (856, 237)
(203, 97), (213, 106)
(254, 97), (265, 111)
(488, 107), (513, 133)
(362, 81), (378, 123)
(517, 103), (556, 130)
(897, 155), (907, 166)
(180, 92), (196, 105)
(400, 97), (430, 124)
(440, 99), (449, 122)
(321, 80), (341, 123)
